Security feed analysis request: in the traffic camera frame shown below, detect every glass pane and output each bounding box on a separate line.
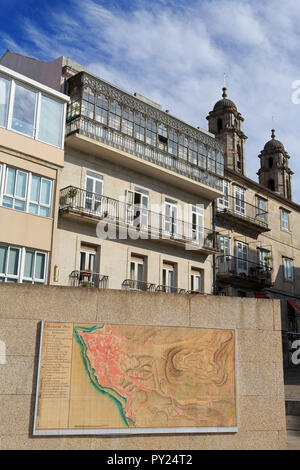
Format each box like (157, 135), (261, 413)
(11, 83), (37, 137)
(5, 168), (16, 195)
(24, 251), (34, 278)
(29, 203), (39, 215)
(39, 95), (63, 147)
(0, 245), (7, 274)
(13, 199), (25, 211)
(15, 171), (27, 198)
(2, 196), (13, 208)
(35, 253), (45, 280)
(39, 206), (49, 217)
(30, 176), (40, 202)
(7, 248), (19, 276)
(0, 76), (11, 127)
(40, 179), (51, 205)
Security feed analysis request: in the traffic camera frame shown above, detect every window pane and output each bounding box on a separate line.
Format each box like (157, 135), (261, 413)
(11, 83), (37, 137)
(5, 168), (16, 195)
(30, 176), (40, 202)
(15, 171), (27, 198)
(24, 251), (34, 278)
(29, 203), (39, 215)
(35, 253), (46, 280)
(40, 179), (51, 205)
(39, 206), (49, 217)
(0, 245), (7, 273)
(39, 95), (63, 147)
(0, 76), (11, 127)
(14, 199), (25, 211)
(2, 196), (13, 208)
(7, 248), (19, 276)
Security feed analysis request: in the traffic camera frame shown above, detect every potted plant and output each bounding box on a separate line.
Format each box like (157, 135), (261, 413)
(68, 187), (78, 208)
(206, 231), (217, 247)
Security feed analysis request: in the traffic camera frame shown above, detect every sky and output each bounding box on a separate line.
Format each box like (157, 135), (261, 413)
(1, 0), (300, 203)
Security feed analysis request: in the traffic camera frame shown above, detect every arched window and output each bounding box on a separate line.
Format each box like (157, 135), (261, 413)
(217, 118), (223, 131)
(268, 157), (273, 168)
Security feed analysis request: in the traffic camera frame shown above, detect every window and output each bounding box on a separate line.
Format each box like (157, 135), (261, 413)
(146, 119), (156, 147)
(0, 75), (11, 127)
(122, 107), (134, 136)
(126, 188), (149, 228)
(85, 171), (103, 213)
(283, 257), (293, 281)
(158, 123), (168, 150)
(198, 143), (207, 169)
(130, 255), (146, 289)
(235, 241), (248, 275)
(207, 149), (216, 173)
(257, 197), (267, 220)
(0, 244), (47, 284)
(0, 73), (65, 148)
(216, 152), (224, 176)
(38, 94), (64, 147)
(80, 246), (97, 273)
(189, 139), (198, 165)
(281, 209), (290, 230)
(95, 94), (108, 125)
(179, 134), (188, 161)
(191, 269), (202, 293)
(109, 100), (121, 130)
(162, 262), (177, 292)
(191, 205), (204, 242)
(164, 198), (177, 236)
(134, 113), (146, 141)
(218, 235), (231, 274)
(168, 129), (178, 156)
(0, 165), (53, 217)
(258, 248), (271, 269)
(218, 180), (230, 209)
(234, 185), (245, 216)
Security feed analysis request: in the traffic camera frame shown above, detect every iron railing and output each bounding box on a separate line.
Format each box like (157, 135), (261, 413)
(122, 279), (156, 291)
(217, 195), (268, 229)
(59, 186), (217, 250)
(66, 116), (224, 191)
(70, 270), (109, 288)
(155, 285), (187, 294)
(216, 255), (272, 285)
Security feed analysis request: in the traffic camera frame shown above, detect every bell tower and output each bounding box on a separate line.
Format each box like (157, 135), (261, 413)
(207, 87), (247, 175)
(257, 129), (293, 200)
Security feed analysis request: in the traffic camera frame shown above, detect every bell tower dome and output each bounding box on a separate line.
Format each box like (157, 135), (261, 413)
(257, 129), (293, 200)
(207, 87), (247, 175)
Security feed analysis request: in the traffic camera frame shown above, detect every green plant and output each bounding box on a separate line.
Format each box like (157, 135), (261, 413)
(68, 187), (78, 199)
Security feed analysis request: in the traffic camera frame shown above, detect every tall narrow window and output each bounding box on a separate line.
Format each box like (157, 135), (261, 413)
(207, 148), (216, 173)
(38, 94), (64, 147)
(235, 241), (248, 275)
(162, 262), (177, 292)
(218, 180), (230, 210)
(281, 209), (290, 230)
(168, 129), (178, 156)
(134, 113), (146, 141)
(283, 257), (293, 281)
(164, 198), (177, 236)
(85, 171), (103, 213)
(158, 123), (168, 151)
(189, 139), (198, 165)
(198, 143), (207, 169)
(179, 134), (188, 161)
(257, 197), (266, 220)
(29, 175), (52, 217)
(234, 185), (245, 216)
(122, 107), (134, 136)
(11, 83), (37, 137)
(146, 118), (156, 146)
(0, 76), (11, 127)
(109, 100), (121, 130)
(95, 94), (108, 125)
(191, 269), (202, 293)
(130, 255), (146, 289)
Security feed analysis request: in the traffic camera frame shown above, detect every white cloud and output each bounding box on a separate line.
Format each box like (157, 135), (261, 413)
(2, 0), (300, 202)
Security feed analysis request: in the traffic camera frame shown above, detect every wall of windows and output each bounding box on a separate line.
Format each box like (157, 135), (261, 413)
(0, 244), (48, 284)
(0, 164), (53, 218)
(0, 73), (65, 148)
(67, 86), (224, 177)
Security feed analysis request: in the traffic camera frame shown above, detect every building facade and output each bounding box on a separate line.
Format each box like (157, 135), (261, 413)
(1, 50), (300, 365)
(0, 63), (69, 286)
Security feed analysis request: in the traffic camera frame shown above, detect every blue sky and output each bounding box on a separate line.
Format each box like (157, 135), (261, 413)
(1, 0), (300, 203)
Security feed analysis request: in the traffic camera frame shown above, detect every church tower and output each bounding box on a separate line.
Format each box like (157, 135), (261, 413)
(207, 87), (247, 175)
(257, 129), (293, 200)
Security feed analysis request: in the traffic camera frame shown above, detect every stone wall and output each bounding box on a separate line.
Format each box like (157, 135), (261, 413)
(0, 284), (287, 449)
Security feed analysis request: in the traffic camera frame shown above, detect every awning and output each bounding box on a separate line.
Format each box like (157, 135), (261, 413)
(288, 300), (300, 315)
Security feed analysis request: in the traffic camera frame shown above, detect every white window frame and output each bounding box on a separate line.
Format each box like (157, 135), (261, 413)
(218, 180), (230, 210)
(0, 244), (48, 284)
(164, 198), (178, 236)
(85, 171), (103, 214)
(257, 197), (267, 220)
(191, 270), (202, 293)
(234, 185), (245, 216)
(235, 241), (248, 275)
(0, 164), (53, 218)
(281, 209), (290, 231)
(191, 205), (204, 243)
(0, 71), (66, 149)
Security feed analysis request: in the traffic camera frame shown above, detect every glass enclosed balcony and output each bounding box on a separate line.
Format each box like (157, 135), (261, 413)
(65, 72), (225, 194)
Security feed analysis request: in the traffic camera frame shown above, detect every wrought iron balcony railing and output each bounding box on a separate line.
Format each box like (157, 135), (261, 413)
(70, 270), (109, 288)
(216, 255), (272, 285)
(155, 285), (187, 294)
(121, 279), (156, 291)
(59, 186), (217, 251)
(66, 116), (224, 192)
(216, 195), (269, 230)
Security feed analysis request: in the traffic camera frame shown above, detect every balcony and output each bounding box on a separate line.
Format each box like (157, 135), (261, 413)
(122, 280), (187, 294)
(65, 71), (225, 200)
(216, 195), (270, 233)
(59, 186), (218, 254)
(70, 270), (109, 288)
(216, 255), (273, 289)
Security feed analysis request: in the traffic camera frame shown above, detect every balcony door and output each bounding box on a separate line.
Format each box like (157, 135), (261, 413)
(126, 188), (148, 228)
(164, 199), (177, 236)
(191, 269), (202, 293)
(130, 255), (146, 289)
(191, 206), (204, 243)
(235, 241), (248, 275)
(85, 172), (103, 213)
(218, 235), (230, 273)
(162, 263), (176, 292)
(234, 185), (245, 216)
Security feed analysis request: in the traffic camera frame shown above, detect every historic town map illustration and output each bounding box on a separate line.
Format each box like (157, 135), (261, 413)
(34, 322), (237, 434)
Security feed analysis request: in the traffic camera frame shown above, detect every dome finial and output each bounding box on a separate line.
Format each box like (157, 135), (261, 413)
(271, 128), (275, 139)
(222, 87), (227, 98)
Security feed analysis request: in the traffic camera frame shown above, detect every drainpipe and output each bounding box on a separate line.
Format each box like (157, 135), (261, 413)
(212, 200), (217, 295)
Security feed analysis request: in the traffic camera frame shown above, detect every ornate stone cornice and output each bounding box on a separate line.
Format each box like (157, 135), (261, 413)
(72, 72), (225, 153)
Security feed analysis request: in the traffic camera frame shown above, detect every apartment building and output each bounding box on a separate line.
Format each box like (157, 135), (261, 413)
(0, 63), (69, 285)
(207, 89), (300, 363)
